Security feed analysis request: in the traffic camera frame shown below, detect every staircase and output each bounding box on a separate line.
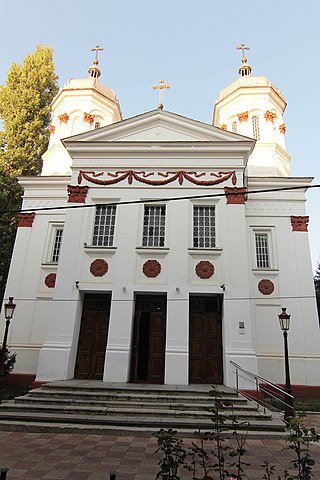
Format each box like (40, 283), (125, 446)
(0, 380), (285, 435)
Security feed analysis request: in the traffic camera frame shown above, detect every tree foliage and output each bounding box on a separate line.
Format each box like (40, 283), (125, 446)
(0, 44), (58, 175)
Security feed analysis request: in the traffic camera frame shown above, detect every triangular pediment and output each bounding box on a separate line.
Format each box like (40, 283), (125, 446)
(63, 109), (252, 145)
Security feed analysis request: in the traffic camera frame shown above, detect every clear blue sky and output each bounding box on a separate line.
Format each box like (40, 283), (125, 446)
(0, 0), (319, 270)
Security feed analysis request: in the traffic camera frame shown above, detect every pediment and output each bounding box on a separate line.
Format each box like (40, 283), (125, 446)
(63, 109), (252, 145)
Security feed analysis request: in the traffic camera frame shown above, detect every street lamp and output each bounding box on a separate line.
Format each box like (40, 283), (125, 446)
(0, 297), (16, 402)
(278, 307), (295, 422)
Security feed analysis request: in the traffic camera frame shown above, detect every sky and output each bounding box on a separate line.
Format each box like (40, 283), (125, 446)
(0, 0), (319, 270)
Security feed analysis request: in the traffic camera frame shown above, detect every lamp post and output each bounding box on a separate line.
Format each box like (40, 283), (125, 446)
(0, 297), (16, 403)
(278, 307), (295, 422)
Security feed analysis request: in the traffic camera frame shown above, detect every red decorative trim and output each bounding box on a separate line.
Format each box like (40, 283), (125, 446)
(264, 110), (277, 122)
(90, 259), (108, 277)
(195, 261), (214, 279)
(224, 186), (246, 204)
(18, 212), (35, 227)
(67, 185), (89, 203)
(279, 123), (286, 134)
(77, 170), (237, 187)
(84, 112), (95, 124)
(49, 124), (55, 134)
(258, 279), (274, 295)
(58, 113), (69, 123)
(237, 111), (248, 123)
(45, 273), (56, 288)
(142, 259), (161, 278)
(291, 216), (309, 232)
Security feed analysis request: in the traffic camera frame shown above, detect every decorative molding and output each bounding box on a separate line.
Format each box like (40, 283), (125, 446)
(18, 212), (36, 227)
(291, 215), (309, 232)
(220, 124), (227, 130)
(58, 113), (69, 124)
(258, 279), (274, 295)
(84, 112), (95, 124)
(49, 124), (55, 134)
(195, 260), (214, 279)
(90, 259), (109, 277)
(44, 273), (56, 288)
(67, 185), (89, 203)
(142, 259), (161, 278)
(224, 186), (247, 204)
(279, 123), (286, 134)
(78, 170), (237, 187)
(264, 110), (277, 122)
(237, 111), (248, 123)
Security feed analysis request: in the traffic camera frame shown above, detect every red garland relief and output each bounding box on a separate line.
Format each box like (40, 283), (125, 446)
(67, 185), (89, 203)
(45, 273), (56, 288)
(195, 261), (214, 279)
(258, 279), (274, 295)
(291, 216), (309, 232)
(18, 212), (36, 227)
(90, 259), (109, 277)
(224, 187), (247, 204)
(142, 260), (161, 278)
(77, 170), (238, 187)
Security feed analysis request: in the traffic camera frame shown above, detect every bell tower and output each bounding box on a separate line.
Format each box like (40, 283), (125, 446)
(41, 46), (122, 176)
(213, 45), (291, 177)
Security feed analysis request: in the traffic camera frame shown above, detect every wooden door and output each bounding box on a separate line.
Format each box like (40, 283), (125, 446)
(75, 293), (111, 380)
(189, 296), (223, 384)
(131, 295), (166, 384)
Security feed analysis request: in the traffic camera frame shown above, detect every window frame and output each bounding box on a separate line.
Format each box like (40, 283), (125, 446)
(43, 222), (64, 265)
(251, 226), (277, 271)
(141, 204), (167, 248)
(92, 204), (117, 248)
(192, 204), (216, 249)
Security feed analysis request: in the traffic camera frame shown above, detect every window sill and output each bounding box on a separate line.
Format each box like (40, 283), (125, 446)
(84, 244), (117, 254)
(252, 268), (279, 274)
(188, 247), (223, 256)
(136, 247), (170, 255)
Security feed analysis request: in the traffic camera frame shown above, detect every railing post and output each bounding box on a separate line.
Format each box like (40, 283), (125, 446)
(0, 468), (9, 480)
(109, 471), (117, 480)
(235, 365), (239, 396)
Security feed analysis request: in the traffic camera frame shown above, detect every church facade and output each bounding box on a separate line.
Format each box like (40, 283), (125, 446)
(2, 50), (319, 389)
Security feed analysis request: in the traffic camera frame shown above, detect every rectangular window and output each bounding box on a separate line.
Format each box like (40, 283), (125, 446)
(142, 205), (166, 247)
(193, 206), (215, 248)
(92, 205), (116, 247)
(51, 228), (64, 263)
(255, 232), (270, 268)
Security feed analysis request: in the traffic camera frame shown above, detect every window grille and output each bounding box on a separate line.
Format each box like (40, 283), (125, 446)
(142, 206), (166, 247)
(51, 228), (63, 263)
(193, 206), (215, 248)
(255, 232), (269, 268)
(92, 205), (116, 246)
(232, 121), (238, 133)
(252, 116), (260, 140)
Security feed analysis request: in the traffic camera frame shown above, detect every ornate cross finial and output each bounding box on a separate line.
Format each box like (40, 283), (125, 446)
(236, 43), (250, 63)
(91, 45), (104, 65)
(152, 78), (171, 110)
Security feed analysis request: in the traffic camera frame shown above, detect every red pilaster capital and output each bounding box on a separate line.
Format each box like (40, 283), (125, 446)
(18, 212), (36, 227)
(224, 186), (247, 204)
(67, 185), (89, 203)
(291, 215), (309, 232)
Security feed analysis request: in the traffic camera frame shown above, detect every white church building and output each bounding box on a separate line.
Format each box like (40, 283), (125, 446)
(2, 48), (319, 391)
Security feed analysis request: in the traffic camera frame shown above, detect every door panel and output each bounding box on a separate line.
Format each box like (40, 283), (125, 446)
(131, 295), (166, 384)
(75, 294), (111, 380)
(189, 296), (223, 384)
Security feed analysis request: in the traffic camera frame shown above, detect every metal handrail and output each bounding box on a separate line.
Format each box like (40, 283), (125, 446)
(230, 360), (295, 418)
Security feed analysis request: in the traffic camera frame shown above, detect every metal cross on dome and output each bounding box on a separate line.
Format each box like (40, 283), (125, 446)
(152, 78), (171, 110)
(91, 45), (104, 64)
(236, 43), (250, 62)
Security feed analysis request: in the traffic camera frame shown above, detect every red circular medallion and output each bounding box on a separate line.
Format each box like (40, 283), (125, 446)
(90, 259), (109, 277)
(45, 273), (56, 288)
(142, 259), (161, 278)
(195, 261), (215, 279)
(258, 279), (274, 295)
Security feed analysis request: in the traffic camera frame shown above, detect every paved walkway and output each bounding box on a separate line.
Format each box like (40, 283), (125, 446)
(0, 415), (320, 479)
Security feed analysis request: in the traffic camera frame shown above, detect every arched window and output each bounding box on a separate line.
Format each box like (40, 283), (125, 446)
(72, 117), (81, 135)
(232, 121), (237, 133)
(252, 116), (260, 140)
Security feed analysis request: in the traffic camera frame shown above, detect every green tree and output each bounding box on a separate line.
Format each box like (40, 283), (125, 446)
(0, 44), (58, 176)
(0, 173), (22, 303)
